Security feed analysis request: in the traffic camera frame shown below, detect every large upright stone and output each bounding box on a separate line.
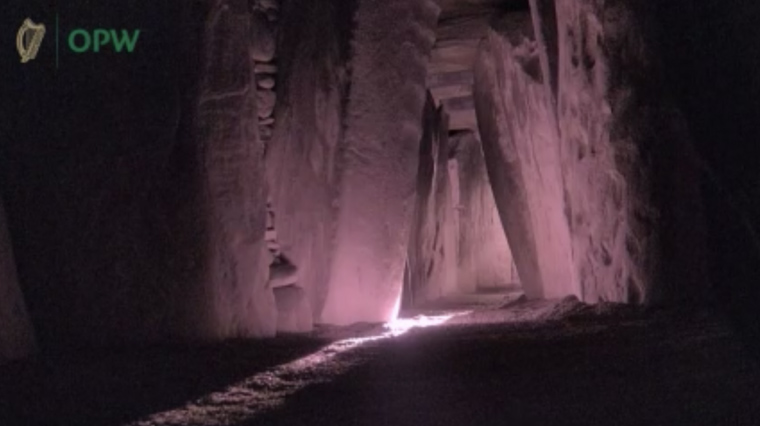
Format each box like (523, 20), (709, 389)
(320, 0), (440, 325)
(197, 0), (275, 338)
(552, 0), (707, 303)
(265, 0), (360, 331)
(0, 199), (35, 364)
(454, 131), (517, 293)
(473, 13), (577, 300)
(406, 96), (458, 306)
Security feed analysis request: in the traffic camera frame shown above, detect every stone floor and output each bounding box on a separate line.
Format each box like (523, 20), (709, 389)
(2, 299), (759, 426)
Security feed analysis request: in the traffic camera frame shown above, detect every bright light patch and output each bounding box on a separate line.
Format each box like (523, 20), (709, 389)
(385, 312), (465, 336)
(126, 312), (468, 426)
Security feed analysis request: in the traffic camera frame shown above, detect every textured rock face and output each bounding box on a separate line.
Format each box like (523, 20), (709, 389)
(320, 0), (440, 325)
(266, 0), (356, 329)
(454, 131), (517, 293)
(552, 0), (707, 303)
(553, 0), (644, 303)
(197, 0), (275, 338)
(407, 97), (458, 305)
(0, 199), (36, 364)
(473, 13), (577, 300)
(470, 2), (706, 304)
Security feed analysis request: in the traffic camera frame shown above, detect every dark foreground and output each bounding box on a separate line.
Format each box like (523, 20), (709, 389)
(2, 299), (760, 426)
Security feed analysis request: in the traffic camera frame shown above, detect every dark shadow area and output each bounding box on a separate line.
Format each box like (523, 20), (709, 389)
(0, 0), (210, 349)
(0, 336), (332, 426)
(656, 0), (760, 360)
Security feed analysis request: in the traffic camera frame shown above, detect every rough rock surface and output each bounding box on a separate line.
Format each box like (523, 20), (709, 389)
(266, 0), (357, 330)
(551, 0), (707, 303)
(453, 131), (517, 293)
(320, 0), (441, 325)
(473, 13), (577, 300)
(0, 199), (36, 364)
(197, 0), (276, 338)
(471, 3), (706, 304)
(406, 96), (458, 305)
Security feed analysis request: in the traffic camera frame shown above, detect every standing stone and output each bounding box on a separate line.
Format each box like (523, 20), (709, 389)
(553, 0), (707, 303)
(473, 13), (578, 300)
(0, 199), (36, 364)
(196, 0), (275, 338)
(320, 0), (440, 325)
(407, 95), (458, 305)
(454, 131), (517, 293)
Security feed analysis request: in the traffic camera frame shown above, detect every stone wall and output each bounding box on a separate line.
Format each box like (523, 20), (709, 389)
(319, 0), (441, 325)
(453, 131), (517, 293)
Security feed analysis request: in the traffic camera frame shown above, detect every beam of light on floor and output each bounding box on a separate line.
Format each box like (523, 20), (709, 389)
(126, 311), (470, 426)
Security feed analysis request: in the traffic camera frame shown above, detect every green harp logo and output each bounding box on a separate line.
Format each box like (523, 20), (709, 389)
(17, 18), (46, 63)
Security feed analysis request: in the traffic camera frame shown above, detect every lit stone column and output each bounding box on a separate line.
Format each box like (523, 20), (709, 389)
(320, 0), (441, 325)
(406, 96), (457, 306)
